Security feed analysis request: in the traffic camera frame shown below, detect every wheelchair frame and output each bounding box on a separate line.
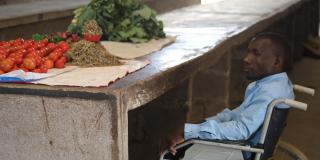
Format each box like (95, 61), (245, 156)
(160, 84), (315, 160)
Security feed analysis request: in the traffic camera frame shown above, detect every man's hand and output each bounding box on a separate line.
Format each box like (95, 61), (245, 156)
(160, 126), (185, 155)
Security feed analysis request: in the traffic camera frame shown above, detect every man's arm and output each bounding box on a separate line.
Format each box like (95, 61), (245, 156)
(184, 93), (273, 140)
(205, 108), (239, 122)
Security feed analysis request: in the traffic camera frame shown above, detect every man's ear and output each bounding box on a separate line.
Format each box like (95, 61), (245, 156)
(274, 55), (282, 69)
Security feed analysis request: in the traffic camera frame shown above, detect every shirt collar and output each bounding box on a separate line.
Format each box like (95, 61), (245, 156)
(256, 72), (288, 85)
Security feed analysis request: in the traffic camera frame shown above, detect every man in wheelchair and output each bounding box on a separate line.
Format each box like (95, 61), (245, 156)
(161, 32), (294, 160)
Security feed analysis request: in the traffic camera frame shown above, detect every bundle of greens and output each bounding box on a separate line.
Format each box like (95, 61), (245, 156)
(68, 0), (165, 43)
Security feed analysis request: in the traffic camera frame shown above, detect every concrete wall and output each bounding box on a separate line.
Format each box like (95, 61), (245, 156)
(0, 94), (118, 160)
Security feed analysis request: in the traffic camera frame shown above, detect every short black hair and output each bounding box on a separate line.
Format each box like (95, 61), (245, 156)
(252, 32), (292, 72)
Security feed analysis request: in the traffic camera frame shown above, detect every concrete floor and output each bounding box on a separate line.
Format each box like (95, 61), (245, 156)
(283, 55), (320, 160)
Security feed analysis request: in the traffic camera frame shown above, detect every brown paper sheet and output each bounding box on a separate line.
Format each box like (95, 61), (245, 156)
(100, 36), (176, 59)
(32, 60), (149, 87)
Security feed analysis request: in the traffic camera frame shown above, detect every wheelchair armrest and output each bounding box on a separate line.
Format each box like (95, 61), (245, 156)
(160, 139), (264, 160)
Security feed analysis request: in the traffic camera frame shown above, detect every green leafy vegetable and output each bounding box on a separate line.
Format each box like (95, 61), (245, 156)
(32, 33), (47, 41)
(68, 0), (165, 43)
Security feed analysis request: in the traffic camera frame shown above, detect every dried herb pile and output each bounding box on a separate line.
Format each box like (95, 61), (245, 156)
(83, 20), (103, 35)
(67, 40), (122, 67)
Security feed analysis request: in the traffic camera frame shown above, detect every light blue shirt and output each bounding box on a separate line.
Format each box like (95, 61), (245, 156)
(184, 72), (294, 144)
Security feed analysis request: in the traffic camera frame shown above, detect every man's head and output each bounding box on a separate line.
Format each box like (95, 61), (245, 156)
(243, 32), (291, 81)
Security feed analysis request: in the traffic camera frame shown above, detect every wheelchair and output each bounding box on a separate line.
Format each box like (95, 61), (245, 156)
(160, 84), (315, 160)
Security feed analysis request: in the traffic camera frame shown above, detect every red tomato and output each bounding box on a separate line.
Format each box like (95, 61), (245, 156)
(31, 68), (42, 73)
(0, 53), (6, 61)
(56, 50), (64, 58)
(19, 64), (29, 72)
(59, 56), (67, 63)
(7, 46), (16, 53)
(33, 55), (42, 66)
(0, 48), (8, 54)
(25, 39), (34, 45)
(42, 59), (54, 69)
(1, 42), (10, 48)
(32, 66), (48, 73)
(34, 42), (45, 49)
(43, 47), (50, 52)
(53, 48), (63, 54)
(8, 54), (23, 65)
(0, 58), (14, 72)
(54, 57), (66, 68)
(0, 48), (7, 55)
(8, 40), (15, 45)
(10, 65), (19, 72)
(46, 43), (57, 51)
(17, 49), (27, 55)
(83, 34), (102, 42)
(14, 38), (24, 44)
(4, 48), (10, 54)
(0, 69), (4, 74)
(58, 41), (67, 47)
(16, 45), (23, 50)
(38, 48), (48, 57)
(42, 56), (49, 61)
(23, 57), (37, 70)
(40, 39), (49, 45)
(21, 43), (29, 49)
(27, 46), (36, 52)
(48, 51), (61, 62)
(39, 66), (48, 73)
(60, 44), (69, 53)
(25, 51), (37, 58)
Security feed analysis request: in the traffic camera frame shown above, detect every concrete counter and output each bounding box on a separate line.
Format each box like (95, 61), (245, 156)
(0, 0), (318, 160)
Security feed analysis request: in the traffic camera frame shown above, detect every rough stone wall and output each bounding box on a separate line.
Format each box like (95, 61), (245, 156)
(189, 51), (231, 123)
(0, 94), (116, 160)
(128, 80), (188, 160)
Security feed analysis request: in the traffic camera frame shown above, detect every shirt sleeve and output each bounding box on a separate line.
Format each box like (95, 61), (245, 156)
(184, 91), (273, 141)
(205, 108), (236, 122)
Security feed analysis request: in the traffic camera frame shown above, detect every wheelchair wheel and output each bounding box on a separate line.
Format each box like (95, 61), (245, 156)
(271, 140), (308, 160)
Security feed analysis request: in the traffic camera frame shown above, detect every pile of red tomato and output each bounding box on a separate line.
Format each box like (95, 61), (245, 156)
(0, 38), (69, 75)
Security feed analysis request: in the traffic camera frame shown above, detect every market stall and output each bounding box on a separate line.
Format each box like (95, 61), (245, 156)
(0, 0), (318, 160)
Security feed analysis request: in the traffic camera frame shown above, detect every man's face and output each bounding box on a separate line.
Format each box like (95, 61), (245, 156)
(243, 38), (278, 80)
